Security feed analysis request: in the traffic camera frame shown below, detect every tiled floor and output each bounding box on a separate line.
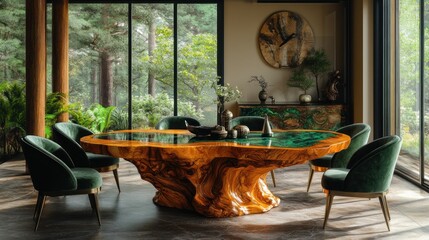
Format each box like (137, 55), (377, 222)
(1, 156), (429, 239)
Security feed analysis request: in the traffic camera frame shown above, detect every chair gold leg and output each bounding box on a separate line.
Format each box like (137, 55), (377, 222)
(378, 196), (390, 231)
(89, 193), (101, 226)
(307, 167), (314, 192)
(88, 194), (95, 211)
(33, 192), (45, 220)
(113, 169), (121, 192)
(34, 194), (46, 231)
(384, 195), (391, 220)
(323, 193), (333, 229)
(270, 170), (276, 187)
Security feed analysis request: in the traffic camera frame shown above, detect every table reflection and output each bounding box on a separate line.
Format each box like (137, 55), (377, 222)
(94, 131), (337, 148)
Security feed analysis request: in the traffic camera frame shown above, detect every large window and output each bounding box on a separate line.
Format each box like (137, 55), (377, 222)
(0, 0), (26, 159)
(396, 0), (429, 187)
(47, 1), (221, 130)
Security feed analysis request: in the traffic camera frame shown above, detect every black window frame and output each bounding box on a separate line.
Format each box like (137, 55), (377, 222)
(47, 0), (225, 128)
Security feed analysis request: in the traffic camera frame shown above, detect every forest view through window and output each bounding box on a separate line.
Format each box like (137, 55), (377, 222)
(0, 1), (220, 159)
(46, 2), (220, 130)
(396, 0), (429, 187)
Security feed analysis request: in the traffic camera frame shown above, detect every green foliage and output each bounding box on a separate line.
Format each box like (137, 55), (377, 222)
(287, 68), (314, 93)
(303, 48), (331, 78)
(69, 103), (116, 133)
(45, 92), (68, 138)
(0, 0), (26, 82)
(281, 48), (332, 100)
(132, 93), (203, 129)
(211, 78), (241, 113)
(178, 101), (204, 120)
(132, 93), (172, 129)
(109, 108), (129, 131)
(147, 27), (219, 116)
(61, 4), (219, 126)
(397, 0), (428, 159)
(0, 81), (26, 158)
(211, 79), (241, 104)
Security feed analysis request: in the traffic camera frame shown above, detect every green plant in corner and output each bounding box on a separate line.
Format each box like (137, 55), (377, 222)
(303, 48), (331, 101)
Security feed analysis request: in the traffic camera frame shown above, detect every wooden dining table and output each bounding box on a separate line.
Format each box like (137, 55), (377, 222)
(80, 129), (350, 218)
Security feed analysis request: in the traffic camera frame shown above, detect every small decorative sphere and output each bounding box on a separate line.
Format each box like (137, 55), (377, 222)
(233, 125), (250, 138)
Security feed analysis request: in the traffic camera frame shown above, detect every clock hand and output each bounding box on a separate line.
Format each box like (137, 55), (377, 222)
(279, 33), (296, 47)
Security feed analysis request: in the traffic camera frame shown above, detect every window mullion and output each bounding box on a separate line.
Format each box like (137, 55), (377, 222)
(173, 3), (178, 116)
(419, 0), (425, 184)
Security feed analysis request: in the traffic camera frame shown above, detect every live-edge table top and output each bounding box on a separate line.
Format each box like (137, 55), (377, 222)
(80, 129), (350, 218)
(81, 129), (350, 163)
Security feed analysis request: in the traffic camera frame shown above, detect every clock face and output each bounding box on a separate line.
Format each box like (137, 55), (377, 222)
(258, 11), (315, 68)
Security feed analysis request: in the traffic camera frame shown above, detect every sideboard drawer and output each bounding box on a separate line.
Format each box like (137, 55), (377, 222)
(238, 103), (345, 130)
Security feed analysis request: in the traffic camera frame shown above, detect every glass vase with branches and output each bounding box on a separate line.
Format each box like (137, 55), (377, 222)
(211, 78), (241, 113)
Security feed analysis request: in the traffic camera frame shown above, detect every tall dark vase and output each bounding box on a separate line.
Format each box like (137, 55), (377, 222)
(258, 90), (267, 104)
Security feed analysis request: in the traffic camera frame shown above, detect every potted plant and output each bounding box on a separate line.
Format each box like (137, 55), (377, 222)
(211, 78), (241, 113)
(249, 75), (269, 104)
(303, 48), (331, 101)
(287, 67), (314, 104)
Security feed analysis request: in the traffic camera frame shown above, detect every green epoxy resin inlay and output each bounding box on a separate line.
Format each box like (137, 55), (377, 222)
(95, 131), (338, 148)
(191, 131), (337, 148)
(230, 131), (336, 148)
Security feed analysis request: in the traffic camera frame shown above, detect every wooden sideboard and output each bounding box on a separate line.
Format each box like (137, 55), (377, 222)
(238, 103), (346, 130)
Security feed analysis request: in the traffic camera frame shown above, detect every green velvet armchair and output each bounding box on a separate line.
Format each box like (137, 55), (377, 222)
(52, 122), (121, 192)
(307, 123), (371, 192)
(230, 116), (267, 132)
(21, 135), (102, 231)
(321, 135), (402, 231)
(230, 116), (277, 187)
(155, 116), (201, 130)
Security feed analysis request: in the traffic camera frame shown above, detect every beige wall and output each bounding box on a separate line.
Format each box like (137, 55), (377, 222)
(224, 1), (345, 112)
(224, 0), (374, 132)
(351, 0), (374, 138)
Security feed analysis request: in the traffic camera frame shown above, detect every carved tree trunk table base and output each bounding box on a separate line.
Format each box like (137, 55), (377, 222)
(125, 157), (285, 217)
(80, 129), (350, 218)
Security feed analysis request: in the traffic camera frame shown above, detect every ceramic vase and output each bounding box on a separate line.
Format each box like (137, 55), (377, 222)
(299, 94), (312, 104)
(258, 90), (268, 104)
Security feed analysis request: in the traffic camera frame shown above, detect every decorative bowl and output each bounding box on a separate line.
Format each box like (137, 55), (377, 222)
(186, 125), (215, 136)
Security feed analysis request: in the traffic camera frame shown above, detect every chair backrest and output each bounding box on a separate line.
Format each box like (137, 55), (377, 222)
(21, 135), (77, 192)
(155, 116), (201, 130)
(52, 122), (92, 167)
(230, 116), (273, 131)
(330, 123), (371, 168)
(344, 135), (402, 193)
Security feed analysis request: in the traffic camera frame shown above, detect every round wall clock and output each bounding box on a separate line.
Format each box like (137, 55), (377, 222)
(258, 11), (315, 68)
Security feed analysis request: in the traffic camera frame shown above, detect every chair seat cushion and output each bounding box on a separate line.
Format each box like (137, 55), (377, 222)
(309, 155), (333, 168)
(71, 168), (103, 190)
(321, 168), (349, 191)
(86, 152), (120, 168)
